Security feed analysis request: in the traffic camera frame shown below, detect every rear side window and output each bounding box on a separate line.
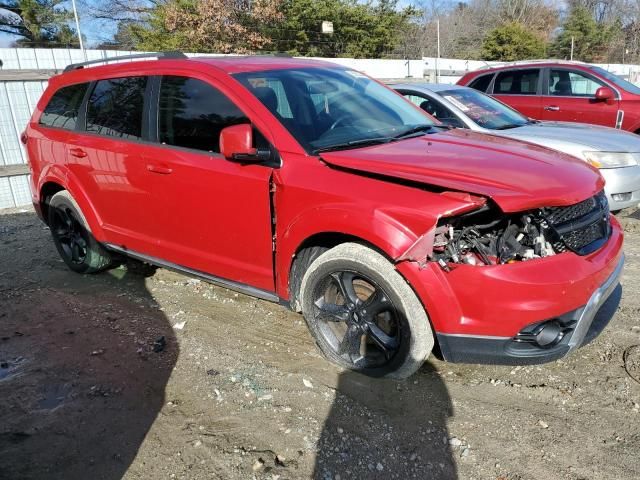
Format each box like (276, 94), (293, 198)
(86, 77), (147, 139)
(158, 76), (248, 153)
(468, 74), (493, 92)
(494, 69), (540, 95)
(39, 83), (89, 130)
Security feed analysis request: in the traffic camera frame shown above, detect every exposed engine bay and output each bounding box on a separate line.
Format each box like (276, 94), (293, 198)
(432, 209), (557, 269)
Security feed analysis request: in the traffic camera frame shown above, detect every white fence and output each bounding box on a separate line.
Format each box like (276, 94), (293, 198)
(2, 47), (640, 208)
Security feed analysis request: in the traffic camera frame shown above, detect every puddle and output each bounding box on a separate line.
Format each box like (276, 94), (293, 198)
(37, 383), (73, 410)
(0, 357), (26, 382)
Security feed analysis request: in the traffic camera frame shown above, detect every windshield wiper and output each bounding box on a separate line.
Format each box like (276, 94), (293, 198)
(313, 137), (393, 154)
(494, 123), (525, 130)
(392, 124), (438, 139)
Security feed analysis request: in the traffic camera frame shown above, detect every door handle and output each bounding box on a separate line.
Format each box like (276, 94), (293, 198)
(69, 147), (87, 158)
(147, 164), (173, 175)
(544, 105), (560, 111)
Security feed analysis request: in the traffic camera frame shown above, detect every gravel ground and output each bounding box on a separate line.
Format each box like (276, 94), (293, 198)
(1, 206), (639, 480)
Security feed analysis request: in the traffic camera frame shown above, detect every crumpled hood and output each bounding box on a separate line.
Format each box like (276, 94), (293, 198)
(320, 129), (604, 213)
(499, 121), (640, 152)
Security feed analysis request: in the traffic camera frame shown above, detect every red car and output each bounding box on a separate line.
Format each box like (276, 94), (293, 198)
(24, 53), (623, 378)
(458, 60), (640, 132)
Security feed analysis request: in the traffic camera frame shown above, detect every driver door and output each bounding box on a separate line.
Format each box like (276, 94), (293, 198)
(541, 68), (619, 127)
(144, 75), (275, 291)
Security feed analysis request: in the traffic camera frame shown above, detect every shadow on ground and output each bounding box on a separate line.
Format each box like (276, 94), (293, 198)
(0, 211), (177, 480)
(314, 362), (457, 479)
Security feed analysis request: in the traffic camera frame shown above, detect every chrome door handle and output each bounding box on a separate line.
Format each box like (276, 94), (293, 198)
(544, 106), (560, 111)
(147, 164), (173, 175)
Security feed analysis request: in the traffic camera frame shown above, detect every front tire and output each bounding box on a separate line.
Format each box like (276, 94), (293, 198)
(299, 243), (433, 379)
(47, 191), (112, 274)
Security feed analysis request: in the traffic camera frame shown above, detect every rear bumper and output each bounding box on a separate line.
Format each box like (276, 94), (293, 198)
(396, 216), (624, 364)
(436, 255), (623, 364)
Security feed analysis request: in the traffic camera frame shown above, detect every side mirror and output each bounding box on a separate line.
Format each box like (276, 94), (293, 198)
(594, 86), (615, 105)
(220, 124), (270, 163)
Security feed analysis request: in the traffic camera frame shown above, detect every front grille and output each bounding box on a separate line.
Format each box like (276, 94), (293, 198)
(542, 191), (610, 255)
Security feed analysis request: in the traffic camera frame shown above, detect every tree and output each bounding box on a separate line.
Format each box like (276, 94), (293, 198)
(481, 21), (545, 60)
(130, 0), (283, 53)
(264, 0), (418, 58)
(0, 0), (75, 46)
(550, 6), (622, 62)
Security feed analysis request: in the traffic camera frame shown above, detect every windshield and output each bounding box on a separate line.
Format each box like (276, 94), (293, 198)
(438, 88), (530, 130)
(233, 68), (434, 153)
(589, 66), (640, 95)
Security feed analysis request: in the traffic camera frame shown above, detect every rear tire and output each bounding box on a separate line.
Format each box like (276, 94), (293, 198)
(47, 191), (112, 274)
(299, 243), (433, 379)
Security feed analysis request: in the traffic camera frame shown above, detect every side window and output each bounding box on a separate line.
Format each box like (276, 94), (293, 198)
(494, 69), (540, 95)
(549, 69), (604, 96)
(158, 76), (249, 153)
(468, 74), (493, 93)
(86, 77), (147, 139)
(39, 83), (89, 130)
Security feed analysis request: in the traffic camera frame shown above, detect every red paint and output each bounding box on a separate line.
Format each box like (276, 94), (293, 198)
(458, 62), (640, 131)
(220, 124), (255, 159)
(26, 56), (622, 343)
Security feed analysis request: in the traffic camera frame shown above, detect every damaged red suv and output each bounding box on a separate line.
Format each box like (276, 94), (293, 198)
(25, 53), (624, 378)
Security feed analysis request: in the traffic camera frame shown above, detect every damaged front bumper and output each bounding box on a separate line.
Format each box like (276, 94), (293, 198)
(396, 216), (624, 365)
(436, 253), (623, 364)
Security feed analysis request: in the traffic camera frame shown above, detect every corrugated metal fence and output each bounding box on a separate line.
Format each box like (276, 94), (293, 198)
(2, 47), (640, 208)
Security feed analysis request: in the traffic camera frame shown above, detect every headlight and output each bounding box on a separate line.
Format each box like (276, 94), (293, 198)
(583, 151), (640, 168)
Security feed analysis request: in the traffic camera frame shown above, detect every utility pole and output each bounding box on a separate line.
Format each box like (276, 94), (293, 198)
(570, 36), (574, 61)
(71, 0), (86, 60)
(436, 19), (440, 83)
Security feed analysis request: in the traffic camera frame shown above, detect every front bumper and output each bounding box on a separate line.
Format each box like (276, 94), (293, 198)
(436, 254), (624, 364)
(396, 216), (624, 365)
(601, 165), (640, 210)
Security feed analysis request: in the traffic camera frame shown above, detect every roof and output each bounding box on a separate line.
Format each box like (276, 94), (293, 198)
(471, 59), (593, 74)
(190, 55), (340, 73)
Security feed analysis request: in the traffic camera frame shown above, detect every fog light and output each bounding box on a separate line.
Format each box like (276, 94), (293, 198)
(535, 321), (564, 347)
(612, 192), (632, 202)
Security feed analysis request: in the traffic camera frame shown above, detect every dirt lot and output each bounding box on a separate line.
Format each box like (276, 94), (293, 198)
(1, 207), (639, 480)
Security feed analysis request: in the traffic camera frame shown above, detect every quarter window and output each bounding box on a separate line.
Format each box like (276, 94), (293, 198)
(158, 76), (249, 153)
(86, 77), (147, 139)
(494, 69), (540, 95)
(468, 74), (493, 93)
(39, 83), (89, 130)
(549, 69), (604, 96)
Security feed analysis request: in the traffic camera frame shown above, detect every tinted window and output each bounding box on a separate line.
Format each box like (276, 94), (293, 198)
(468, 74), (493, 92)
(549, 69), (603, 96)
(158, 76), (249, 153)
(402, 93), (462, 127)
(40, 83), (89, 130)
(494, 69), (539, 95)
(86, 77), (147, 139)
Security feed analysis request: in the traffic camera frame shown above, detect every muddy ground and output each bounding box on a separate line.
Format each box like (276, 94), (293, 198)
(0, 207), (639, 480)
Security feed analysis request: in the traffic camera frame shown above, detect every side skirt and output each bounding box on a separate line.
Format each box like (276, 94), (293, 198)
(105, 243), (281, 303)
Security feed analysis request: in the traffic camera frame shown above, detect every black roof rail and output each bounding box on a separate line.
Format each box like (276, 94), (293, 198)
(63, 51), (187, 73)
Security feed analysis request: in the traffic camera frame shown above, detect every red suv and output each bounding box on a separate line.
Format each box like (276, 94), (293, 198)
(458, 60), (640, 132)
(25, 53), (624, 378)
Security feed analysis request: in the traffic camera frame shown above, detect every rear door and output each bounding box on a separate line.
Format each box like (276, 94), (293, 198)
(143, 74), (276, 291)
(491, 68), (543, 119)
(65, 76), (160, 255)
(540, 67), (620, 127)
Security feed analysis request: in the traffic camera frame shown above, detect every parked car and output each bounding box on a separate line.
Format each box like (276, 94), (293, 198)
(24, 53), (623, 378)
(457, 60), (640, 133)
(393, 83), (640, 211)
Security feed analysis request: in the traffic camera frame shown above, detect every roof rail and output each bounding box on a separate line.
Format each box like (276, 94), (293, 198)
(476, 59), (588, 70)
(63, 51), (187, 73)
